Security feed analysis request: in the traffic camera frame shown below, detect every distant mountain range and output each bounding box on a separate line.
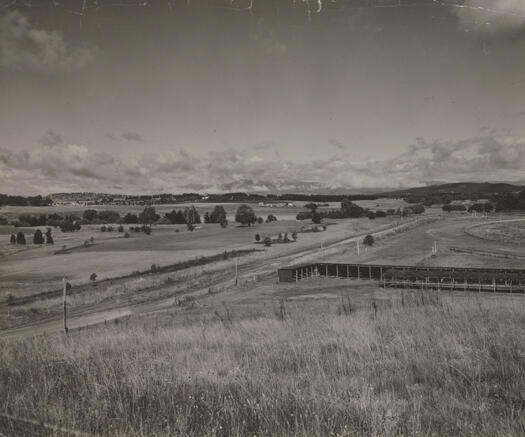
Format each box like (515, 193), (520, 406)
(378, 182), (525, 198)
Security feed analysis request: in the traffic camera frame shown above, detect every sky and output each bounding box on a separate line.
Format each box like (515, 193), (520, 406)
(1, 0), (525, 195)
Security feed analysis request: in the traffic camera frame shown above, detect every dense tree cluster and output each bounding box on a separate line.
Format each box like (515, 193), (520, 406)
(14, 213), (81, 231)
(442, 204), (467, 213)
(493, 191), (525, 211)
(165, 207), (201, 225)
(0, 194), (51, 207)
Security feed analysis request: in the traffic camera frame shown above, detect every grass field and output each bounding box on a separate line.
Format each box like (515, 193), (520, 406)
(2, 209), (525, 436)
(1, 291), (524, 436)
(0, 211), (397, 302)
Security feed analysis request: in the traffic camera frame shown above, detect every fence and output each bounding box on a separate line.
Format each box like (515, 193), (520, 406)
(278, 263), (525, 294)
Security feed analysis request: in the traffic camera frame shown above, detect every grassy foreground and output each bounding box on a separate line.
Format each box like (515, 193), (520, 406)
(1, 293), (524, 436)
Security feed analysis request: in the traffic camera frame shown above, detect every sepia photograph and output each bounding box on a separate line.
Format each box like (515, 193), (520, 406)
(0, 0), (525, 435)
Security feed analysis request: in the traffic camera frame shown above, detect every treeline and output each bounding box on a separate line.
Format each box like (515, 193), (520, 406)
(0, 194), (52, 207)
(440, 191), (525, 213)
(9, 228), (55, 245)
(14, 214), (81, 232)
(296, 199), (425, 223)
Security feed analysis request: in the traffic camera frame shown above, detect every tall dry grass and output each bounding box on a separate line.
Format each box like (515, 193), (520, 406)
(1, 292), (524, 436)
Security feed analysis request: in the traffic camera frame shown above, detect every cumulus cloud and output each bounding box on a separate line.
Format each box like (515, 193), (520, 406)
(1, 135), (525, 194)
(0, 10), (96, 73)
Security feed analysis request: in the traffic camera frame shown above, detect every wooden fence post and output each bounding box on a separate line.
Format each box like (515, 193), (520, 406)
(62, 277), (68, 334)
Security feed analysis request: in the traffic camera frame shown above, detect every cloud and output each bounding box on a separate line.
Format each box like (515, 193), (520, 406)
(443, 0), (525, 36)
(1, 135), (525, 195)
(0, 10), (96, 73)
(122, 131), (144, 142)
(40, 130), (63, 147)
(329, 139), (347, 150)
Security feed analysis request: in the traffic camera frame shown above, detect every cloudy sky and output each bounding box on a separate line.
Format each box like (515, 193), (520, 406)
(1, 0), (525, 195)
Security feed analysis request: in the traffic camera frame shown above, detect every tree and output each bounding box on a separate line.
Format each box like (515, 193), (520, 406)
(209, 205), (227, 224)
(363, 234), (374, 246)
(257, 217), (264, 224)
(220, 219), (228, 228)
(341, 199), (365, 218)
(16, 231), (26, 245)
(291, 231), (298, 241)
(101, 225), (107, 232)
(304, 202), (318, 212)
(90, 273), (98, 281)
(187, 223), (195, 232)
(124, 213), (139, 224)
(411, 204), (425, 215)
(33, 229), (44, 245)
(255, 233), (261, 242)
(204, 212), (211, 224)
(45, 228), (54, 245)
(98, 210), (121, 223)
(83, 209), (99, 223)
(10, 234), (16, 244)
(312, 211), (322, 224)
(235, 204), (256, 226)
(263, 236), (272, 247)
(139, 207), (160, 225)
(266, 214), (277, 222)
(184, 206), (201, 225)
(117, 225), (124, 232)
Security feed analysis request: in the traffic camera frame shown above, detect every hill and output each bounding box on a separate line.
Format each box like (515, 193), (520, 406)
(380, 182), (525, 198)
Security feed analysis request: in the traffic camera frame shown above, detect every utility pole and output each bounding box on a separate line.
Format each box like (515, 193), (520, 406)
(62, 277), (68, 334)
(234, 257), (238, 286)
(357, 240), (360, 257)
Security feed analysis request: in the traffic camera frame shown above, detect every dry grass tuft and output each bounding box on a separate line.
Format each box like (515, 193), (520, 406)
(1, 293), (524, 436)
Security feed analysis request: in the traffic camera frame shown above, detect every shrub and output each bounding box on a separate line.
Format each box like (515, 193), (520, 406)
(220, 219), (228, 228)
(263, 237), (272, 247)
(90, 273), (97, 281)
(266, 214), (277, 222)
(124, 232), (130, 238)
(257, 217), (264, 224)
(10, 234), (16, 244)
(101, 225), (107, 232)
(143, 226), (152, 235)
(107, 226), (114, 232)
(255, 233), (261, 242)
(367, 211), (376, 220)
(117, 225), (124, 232)
(375, 210), (387, 218)
(291, 231), (298, 241)
(90, 236), (94, 243)
(363, 234), (374, 246)
(84, 240), (90, 247)
(187, 223), (195, 232)
(151, 264), (159, 273)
